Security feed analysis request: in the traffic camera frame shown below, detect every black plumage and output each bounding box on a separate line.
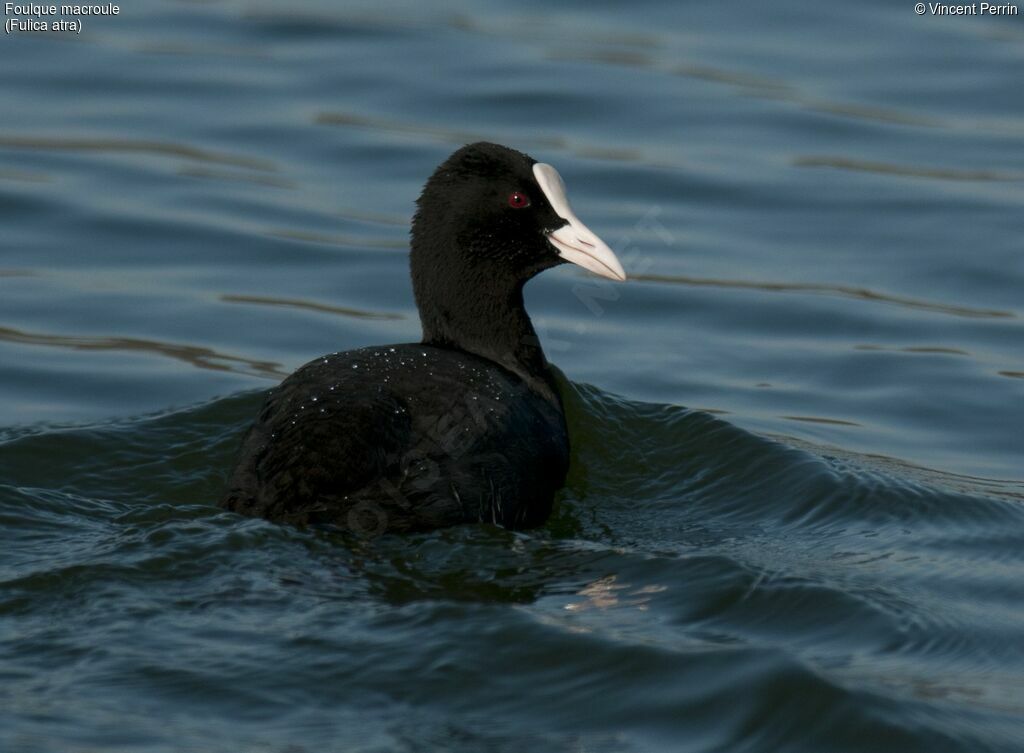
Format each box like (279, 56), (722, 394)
(221, 142), (625, 533)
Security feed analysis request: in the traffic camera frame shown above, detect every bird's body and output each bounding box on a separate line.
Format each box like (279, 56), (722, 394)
(222, 142), (625, 534)
(221, 344), (568, 532)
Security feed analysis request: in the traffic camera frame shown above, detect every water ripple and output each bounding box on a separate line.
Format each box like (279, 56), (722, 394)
(315, 111), (659, 167)
(632, 273), (1017, 319)
(546, 44), (1024, 139)
(0, 325), (285, 379)
(220, 293), (404, 321)
(0, 167), (51, 183)
(265, 228), (409, 250)
(0, 135), (276, 171)
(177, 166), (296, 189)
(794, 155), (1024, 182)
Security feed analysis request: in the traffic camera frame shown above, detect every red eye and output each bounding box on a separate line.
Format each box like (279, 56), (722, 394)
(508, 191), (530, 209)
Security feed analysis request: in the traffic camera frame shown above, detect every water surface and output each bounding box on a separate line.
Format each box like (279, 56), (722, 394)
(2, 1), (1023, 751)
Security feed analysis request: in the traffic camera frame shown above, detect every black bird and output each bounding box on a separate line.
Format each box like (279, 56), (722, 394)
(221, 142), (625, 534)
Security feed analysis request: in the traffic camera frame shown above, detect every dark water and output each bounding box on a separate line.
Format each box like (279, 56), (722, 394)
(2, 1), (1023, 751)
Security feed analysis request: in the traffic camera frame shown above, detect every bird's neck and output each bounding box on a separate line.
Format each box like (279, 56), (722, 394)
(414, 266), (557, 402)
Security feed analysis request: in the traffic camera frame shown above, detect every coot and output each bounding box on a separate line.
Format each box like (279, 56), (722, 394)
(221, 142), (625, 534)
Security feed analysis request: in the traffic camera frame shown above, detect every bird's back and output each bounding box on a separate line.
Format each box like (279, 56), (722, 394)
(221, 344), (569, 533)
